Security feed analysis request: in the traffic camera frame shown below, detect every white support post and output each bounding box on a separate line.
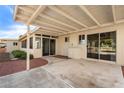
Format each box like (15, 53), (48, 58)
(26, 25), (30, 70)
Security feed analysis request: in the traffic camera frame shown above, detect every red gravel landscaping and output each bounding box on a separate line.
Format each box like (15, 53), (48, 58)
(0, 48), (6, 53)
(0, 58), (48, 77)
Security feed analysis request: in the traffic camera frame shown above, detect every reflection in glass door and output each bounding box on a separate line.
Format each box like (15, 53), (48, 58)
(87, 31), (116, 62)
(87, 34), (99, 59)
(50, 39), (56, 55)
(42, 38), (50, 56)
(100, 31), (116, 61)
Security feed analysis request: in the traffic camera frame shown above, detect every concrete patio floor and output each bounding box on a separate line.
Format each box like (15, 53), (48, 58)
(43, 57), (124, 88)
(0, 56), (124, 88)
(0, 67), (71, 88)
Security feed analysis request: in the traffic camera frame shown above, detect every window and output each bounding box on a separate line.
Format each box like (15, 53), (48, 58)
(35, 37), (41, 49)
(21, 40), (27, 48)
(79, 35), (85, 44)
(30, 37), (33, 49)
(21, 37), (33, 49)
(87, 31), (116, 61)
(13, 42), (18, 46)
(100, 31), (116, 61)
(65, 37), (69, 42)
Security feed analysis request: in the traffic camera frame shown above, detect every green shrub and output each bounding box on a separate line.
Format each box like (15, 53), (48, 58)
(12, 50), (24, 58)
(12, 50), (34, 59)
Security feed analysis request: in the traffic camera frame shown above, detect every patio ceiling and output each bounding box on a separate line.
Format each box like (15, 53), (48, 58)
(14, 5), (124, 36)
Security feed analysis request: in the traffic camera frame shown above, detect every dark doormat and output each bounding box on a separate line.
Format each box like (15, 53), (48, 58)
(121, 66), (124, 77)
(53, 55), (71, 59)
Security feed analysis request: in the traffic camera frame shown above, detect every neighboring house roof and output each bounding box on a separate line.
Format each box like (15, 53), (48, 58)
(0, 39), (18, 40)
(0, 39), (18, 42)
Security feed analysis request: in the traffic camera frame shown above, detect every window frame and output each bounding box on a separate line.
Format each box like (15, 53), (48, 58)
(30, 37), (33, 49)
(79, 35), (85, 44)
(35, 37), (41, 49)
(65, 37), (69, 42)
(13, 42), (18, 46)
(21, 40), (27, 48)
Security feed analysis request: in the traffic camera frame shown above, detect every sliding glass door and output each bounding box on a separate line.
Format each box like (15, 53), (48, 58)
(100, 31), (116, 61)
(87, 34), (99, 59)
(42, 38), (50, 56)
(87, 31), (116, 62)
(50, 39), (56, 55)
(42, 38), (56, 56)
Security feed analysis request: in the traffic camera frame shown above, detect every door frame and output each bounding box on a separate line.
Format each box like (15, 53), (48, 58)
(42, 36), (56, 56)
(86, 31), (117, 64)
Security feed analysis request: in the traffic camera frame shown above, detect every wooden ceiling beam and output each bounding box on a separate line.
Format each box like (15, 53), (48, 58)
(40, 14), (78, 30)
(112, 5), (116, 23)
(14, 5), (18, 20)
(39, 29), (65, 36)
(27, 6), (46, 25)
(39, 26), (67, 34)
(34, 20), (70, 32)
(18, 6), (34, 14)
(79, 5), (101, 26)
(49, 6), (88, 28)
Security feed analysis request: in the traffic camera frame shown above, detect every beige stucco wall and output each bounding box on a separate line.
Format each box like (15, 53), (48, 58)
(18, 23), (124, 65)
(56, 23), (124, 66)
(33, 35), (42, 58)
(20, 33), (58, 58)
(5, 40), (19, 52)
(20, 48), (42, 58)
(19, 34), (42, 58)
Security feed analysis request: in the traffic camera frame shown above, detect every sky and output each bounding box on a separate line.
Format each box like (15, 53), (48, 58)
(0, 5), (31, 39)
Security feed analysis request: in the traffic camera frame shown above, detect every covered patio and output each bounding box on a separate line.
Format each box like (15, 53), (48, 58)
(0, 57), (123, 88)
(14, 5), (124, 70)
(4, 5), (123, 88)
